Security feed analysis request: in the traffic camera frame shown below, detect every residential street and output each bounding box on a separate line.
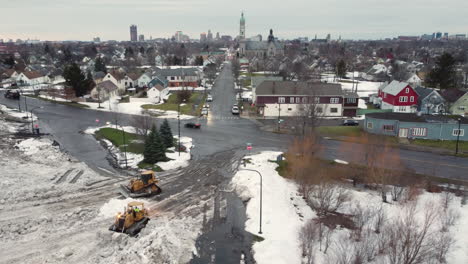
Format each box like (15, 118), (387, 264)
(1, 62), (468, 263)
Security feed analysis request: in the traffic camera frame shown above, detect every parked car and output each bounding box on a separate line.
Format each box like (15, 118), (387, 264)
(185, 122), (201, 129)
(342, 119), (359, 126)
(206, 95), (213, 102)
(4, 89), (20, 100)
(231, 105), (240, 115)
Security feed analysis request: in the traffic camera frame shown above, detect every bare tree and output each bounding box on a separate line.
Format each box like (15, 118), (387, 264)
(299, 219), (318, 264)
(131, 114), (154, 138)
(309, 182), (349, 216)
(351, 202), (373, 241)
(373, 205), (386, 234)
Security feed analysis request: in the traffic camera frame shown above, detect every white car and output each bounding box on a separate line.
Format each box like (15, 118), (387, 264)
(201, 108), (209, 116)
(231, 105), (240, 115)
(206, 95), (213, 102)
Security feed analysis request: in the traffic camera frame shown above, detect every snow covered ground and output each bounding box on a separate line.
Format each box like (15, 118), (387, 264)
(81, 96), (195, 120)
(231, 151), (468, 264)
(321, 72), (383, 98)
(231, 151), (315, 264)
(84, 124), (193, 170)
(0, 118), (206, 264)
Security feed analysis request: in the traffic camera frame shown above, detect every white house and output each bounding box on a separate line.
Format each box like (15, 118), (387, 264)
(406, 73), (422, 86)
(147, 84), (165, 103)
(136, 73), (151, 87)
(90, 80), (119, 101)
(101, 71), (125, 93)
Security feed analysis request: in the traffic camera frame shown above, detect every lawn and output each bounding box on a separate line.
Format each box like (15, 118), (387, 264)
(411, 139), (468, 153)
(95, 127), (144, 154)
(141, 93), (203, 115)
(317, 126), (363, 137)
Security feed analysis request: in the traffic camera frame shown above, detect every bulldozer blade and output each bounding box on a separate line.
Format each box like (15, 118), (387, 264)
(119, 185), (154, 198)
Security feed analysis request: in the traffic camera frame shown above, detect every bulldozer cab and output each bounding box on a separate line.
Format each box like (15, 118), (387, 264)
(140, 171), (154, 184)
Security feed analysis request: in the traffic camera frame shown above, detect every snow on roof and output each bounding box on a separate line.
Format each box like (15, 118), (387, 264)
(382, 80), (410, 96)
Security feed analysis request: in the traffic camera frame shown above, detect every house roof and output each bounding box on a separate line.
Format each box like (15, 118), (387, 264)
(440, 89), (467, 103)
(154, 67), (199, 77)
(366, 112), (468, 124)
(414, 86), (435, 100)
(153, 84), (165, 91)
(108, 71), (125, 80)
(126, 72), (142, 81)
(343, 91), (359, 99)
(97, 80), (118, 92)
(256, 81), (343, 96)
(23, 71), (44, 79)
(382, 80), (410, 96)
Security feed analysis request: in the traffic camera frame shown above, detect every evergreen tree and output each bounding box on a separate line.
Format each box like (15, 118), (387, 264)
(144, 124), (167, 164)
(194, 56), (204, 66)
(159, 119), (174, 149)
(3, 56), (15, 68)
(94, 57), (107, 73)
(85, 70), (95, 92)
(427, 52), (457, 89)
(44, 44), (50, 54)
(63, 63), (87, 97)
(143, 124), (157, 163)
(152, 130), (167, 162)
(336, 59), (347, 78)
(125, 47), (134, 57)
(139, 46), (145, 54)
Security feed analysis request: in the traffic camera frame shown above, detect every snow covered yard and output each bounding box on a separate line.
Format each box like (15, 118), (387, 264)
(231, 151), (315, 264)
(81, 96), (195, 119)
(231, 151), (468, 264)
(84, 124), (193, 170)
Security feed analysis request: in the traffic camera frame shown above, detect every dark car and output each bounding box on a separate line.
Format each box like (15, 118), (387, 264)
(4, 89), (20, 100)
(342, 119), (359, 126)
(185, 122), (201, 129)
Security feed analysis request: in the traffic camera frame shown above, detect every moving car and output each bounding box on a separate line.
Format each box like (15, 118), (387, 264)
(231, 105), (240, 115)
(201, 108), (209, 115)
(342, 119), (359, 126)
(4, 89), (20, 100)
(185, 122), (201, 129)
(206, 94), (213, 102)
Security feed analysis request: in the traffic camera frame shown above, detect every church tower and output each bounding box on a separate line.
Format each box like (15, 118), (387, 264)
(239, 12), (245, 39)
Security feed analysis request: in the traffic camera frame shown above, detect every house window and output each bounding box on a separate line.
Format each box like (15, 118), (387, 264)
(367, 122), (373, 129)
(278, 97), (285, 103)
(405, 88), (410, 93)
(384, 93), (387, 98)
(383, 125), (394, 131)
(412, 128), (427, 137)
(316, 107), (323, 113)
(459, 106), (466, 110)
(171, 77), (175, 80)
(452, 129), (465, 137)
(410, 96), (414, 102)
(398, 106), (406, 112)
(330, 108), (338, 113)
(302, 97), (307, 104)
(290, 97), (294, 103)
(399, 96), (408, 102)
(330, 98), (340, 104)
(347, 98), (356, 103)
(296, 97), (301, 103)
(314, 97), (320, 104)
(288, 108), (292, 111)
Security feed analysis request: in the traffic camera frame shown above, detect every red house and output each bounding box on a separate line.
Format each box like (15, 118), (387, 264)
(378, 81), (418, 113)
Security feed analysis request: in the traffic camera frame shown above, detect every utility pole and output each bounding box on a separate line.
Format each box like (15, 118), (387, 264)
(241, 159), (263, 234)
(277, 102), (281, 132)
(121, 126), (128, 168)
(455, 118), (462, 155)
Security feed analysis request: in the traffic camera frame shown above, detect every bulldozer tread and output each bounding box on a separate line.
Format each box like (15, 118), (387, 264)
(69, 170), (84, 183)
(55, 169), (74, 184)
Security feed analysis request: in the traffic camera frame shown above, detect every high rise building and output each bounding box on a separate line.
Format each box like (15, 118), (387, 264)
(130, 25), (138, 42)
(207, 30), (213, 41)
(239, 12), (245, 39)
(139, 34), (145, 42)
(93, 37), (101, 42)
(216, 32), (220, 40)
(200, 32), (207, 42)
(435, 32), (442, 39)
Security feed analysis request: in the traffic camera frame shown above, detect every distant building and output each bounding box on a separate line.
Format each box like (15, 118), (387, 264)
(130, 25), (138, 42)
(443, 32), (449, 39)
(398, 36), (419, 41)
(200, 33), (207, 42)
(93, 37), (101, 43)
(207, 30), (213, 41)
(377, 81), (419, 113)
(138, 34), (145, 42)
(175, 31), (183, 42)
(239, 12), (246, 39)
(221, 35), (232, 42)
(216, 32), (220, 40)
(435, 32), (442, 39)
(239, 29), (284, 58)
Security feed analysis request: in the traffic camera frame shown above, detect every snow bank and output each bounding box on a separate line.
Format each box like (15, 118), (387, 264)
(157, 136), (192, 170)
(15, 138), (52, 155)
(231, 151), (315, 264)
(99, 198), (149, 218)
(145, 109), (194, 120)
(38, 95), (70, 102)
(0, 104), (35, 120)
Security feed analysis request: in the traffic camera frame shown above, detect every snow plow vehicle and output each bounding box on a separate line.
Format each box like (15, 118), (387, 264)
(119, 170), (162, 198)
(109, 201), (149, 236)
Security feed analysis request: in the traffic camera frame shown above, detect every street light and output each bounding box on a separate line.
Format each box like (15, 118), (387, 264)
(30, 106), (43, 134)
(241, 158), (263, 234)
(455, 118), (462, 155)
(178, 99), (186, 156)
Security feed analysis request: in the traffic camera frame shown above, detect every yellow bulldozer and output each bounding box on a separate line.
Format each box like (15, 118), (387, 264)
(109, 201), (149, 236)
(119, 170), (162, 198)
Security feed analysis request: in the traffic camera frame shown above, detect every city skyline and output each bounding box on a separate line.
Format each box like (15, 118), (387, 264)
(1, 0), (468, 41)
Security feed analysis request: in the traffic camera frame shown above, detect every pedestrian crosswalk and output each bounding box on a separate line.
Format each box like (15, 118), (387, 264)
(200, 116), (240, 120)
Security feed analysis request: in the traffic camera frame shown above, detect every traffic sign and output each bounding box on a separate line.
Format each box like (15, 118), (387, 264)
(247, 145), (252, 150)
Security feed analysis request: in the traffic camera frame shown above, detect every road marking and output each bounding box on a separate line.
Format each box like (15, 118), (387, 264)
(97, 166), (113, 175)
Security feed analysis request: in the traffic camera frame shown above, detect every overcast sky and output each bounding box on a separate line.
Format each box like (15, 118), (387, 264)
(1, 0), (467, 41)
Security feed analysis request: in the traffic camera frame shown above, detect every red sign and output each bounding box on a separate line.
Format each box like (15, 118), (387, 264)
(247, 145), (252, 150)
